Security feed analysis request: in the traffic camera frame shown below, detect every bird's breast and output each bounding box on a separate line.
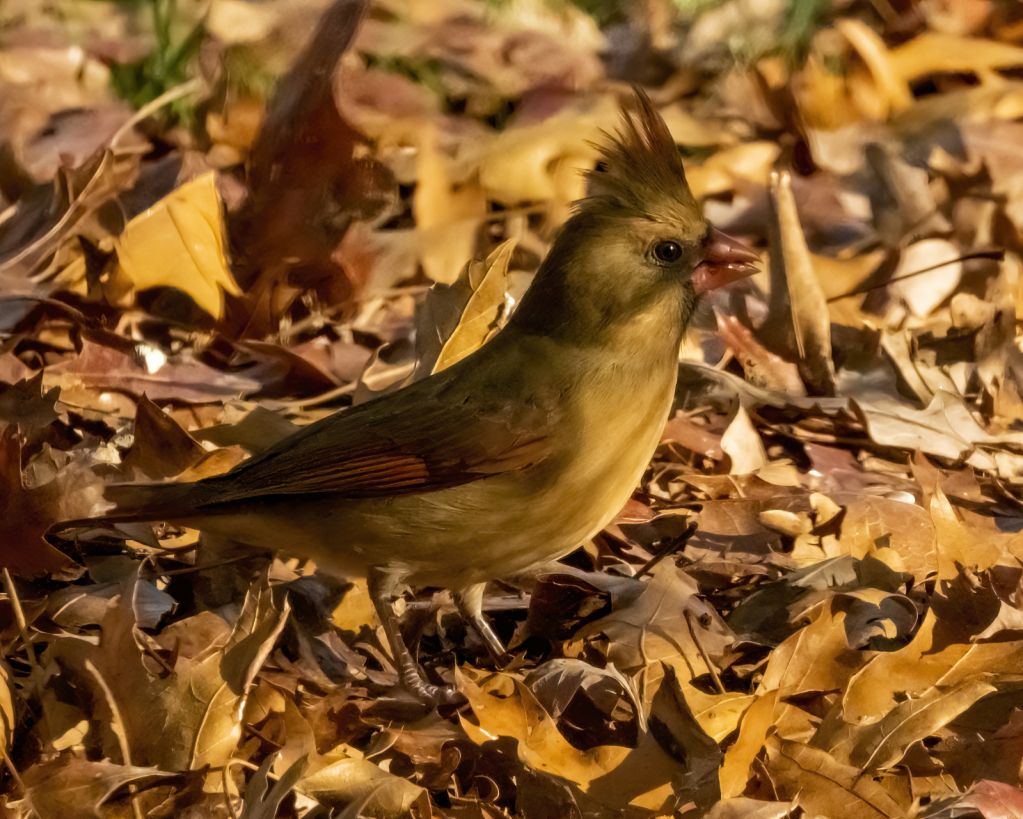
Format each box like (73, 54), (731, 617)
(388, 350), (679, 587)
(263, 340), (681, 589)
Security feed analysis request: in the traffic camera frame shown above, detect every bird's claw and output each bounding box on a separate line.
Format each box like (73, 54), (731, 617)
(403, 677), (466, 708)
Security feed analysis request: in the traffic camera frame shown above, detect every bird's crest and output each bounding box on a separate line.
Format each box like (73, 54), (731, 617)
(580, 90), (700, 223)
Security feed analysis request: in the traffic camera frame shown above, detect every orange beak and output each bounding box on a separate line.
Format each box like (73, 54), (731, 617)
(691, 227), (760, 295)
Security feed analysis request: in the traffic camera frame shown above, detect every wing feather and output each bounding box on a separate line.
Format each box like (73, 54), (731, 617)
(193, 370), (556, 505)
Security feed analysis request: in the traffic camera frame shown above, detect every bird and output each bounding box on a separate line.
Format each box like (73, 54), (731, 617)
(80, 91), (758, 706)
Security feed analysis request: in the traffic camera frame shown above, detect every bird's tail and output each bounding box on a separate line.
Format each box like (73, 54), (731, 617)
(103, 481), (201, 521)
(54, 480), (202, 533)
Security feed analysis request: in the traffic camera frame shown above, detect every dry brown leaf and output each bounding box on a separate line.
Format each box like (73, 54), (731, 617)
(704, 797), (794, 819)
(837, 494), (937, 580)
(568, 560), (724, 680)
(837, 587), (918, 649)
(715, 312), (806, 396)
(891, 240), (962, 318)
(57, 571), (289, 771)
(686, 142), (780, 199)
(297, 757), (427, 817)
(646, 664), (722, 813)
(121, 394), (206, 481)
(44, 339), (260, 404)
(766, 736), (907, 818)
(771, 169), (835, 396)
(848, 678), (995, 772)
(815, 250), (887, 301)
(22, 756), (176, 819)
(940, 779), (1023, 819)
(931, 485), (1004, 578)
(888, 33), (1023, 82)
(0, 430), (90, 579)
(661, 411), (725, 459)
(842, 609), (1023, 725)
(477, 100), (610, 207)
(760, 600), (865, 697)
(720, 404), (767, 475)
(836, 19), (913, 117)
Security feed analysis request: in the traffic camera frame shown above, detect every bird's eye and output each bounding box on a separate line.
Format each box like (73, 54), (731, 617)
(652, 240), (683, 263)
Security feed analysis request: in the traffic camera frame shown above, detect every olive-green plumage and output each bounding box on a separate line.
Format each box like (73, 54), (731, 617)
(98, 91), (758, 704)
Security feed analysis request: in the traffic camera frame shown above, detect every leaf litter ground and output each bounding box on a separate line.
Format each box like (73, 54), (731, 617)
(3, 0), (1023, 816)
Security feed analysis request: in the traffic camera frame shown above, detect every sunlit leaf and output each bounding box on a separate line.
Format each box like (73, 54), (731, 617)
(114, 172), (241, 318)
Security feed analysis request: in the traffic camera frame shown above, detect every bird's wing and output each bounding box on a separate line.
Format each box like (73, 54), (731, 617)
(195, 373), (557, 504)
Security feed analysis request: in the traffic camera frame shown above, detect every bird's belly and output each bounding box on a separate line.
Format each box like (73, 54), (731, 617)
(196, 362), (676, 589)
(309, 367), (675, 587)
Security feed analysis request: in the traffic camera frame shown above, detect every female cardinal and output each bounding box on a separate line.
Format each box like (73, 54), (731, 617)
(91, 91), (758, 705)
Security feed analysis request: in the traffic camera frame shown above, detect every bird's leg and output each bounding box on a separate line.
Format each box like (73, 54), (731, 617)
(367, 566), (464, 707)
(454, 583), (511, 665)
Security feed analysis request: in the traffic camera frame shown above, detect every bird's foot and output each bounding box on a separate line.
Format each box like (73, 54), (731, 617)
(488, 648), (513, 667)
(402, 676), (466, 708)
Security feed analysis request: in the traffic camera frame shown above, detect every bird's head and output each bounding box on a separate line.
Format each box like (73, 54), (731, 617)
(511, 91), (758, 348)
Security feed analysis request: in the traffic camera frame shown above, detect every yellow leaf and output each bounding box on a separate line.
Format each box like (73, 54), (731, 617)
(848, 679), (995, 772)
(760, 603), (863, 697)
(843, 608), (1023, 725)
(686, 142), (780, 199)
(456, 667), (628, 788)
(931, 485), (1002, 578)
(719, 690), (779, 799)
(0, 661), (14, 753)
(331, 578), (378, 632)
(297, 758), (425, 817)
(415, 124), (487, 285)
(478, 103), (610, 206)
(432, 239), (516, 373)
(836, 19), (913, 117)
(888, 33), (1023, 82)
(114, 173), (241, 319)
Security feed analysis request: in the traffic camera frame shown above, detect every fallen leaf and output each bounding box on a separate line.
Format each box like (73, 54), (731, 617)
(770, 169), (835, 396)
(59, 570), (289, 771)
(848, 678), (996, 772)
(888, 33), (1023, 83)
(931, 485), (1004, 578)
(891, 240), (962, 319)
(525, 658), (644, 749)
(759, 599), (865, 697)
(720, 405), (767, 475)
(457, 667), (629, 788)
(44, 339), (260, 403)
(704, 797), (794, 819)
(0, 371), (60, 431)
(121, 393), (205, 480)
(719, 690), (779, 800)
(297, 757), (427, 817)
(837, 587), (918, 649)
(836, 493), (937, 581)
(113, 172), (241, 318)
(842, 609), (1023, 725)
(766, 736), (907, 818)
(0, 429), (89, 579)
(415, 123), (488, 285)
(432, 239), (516, 373)
(22, 757), (176, 819)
